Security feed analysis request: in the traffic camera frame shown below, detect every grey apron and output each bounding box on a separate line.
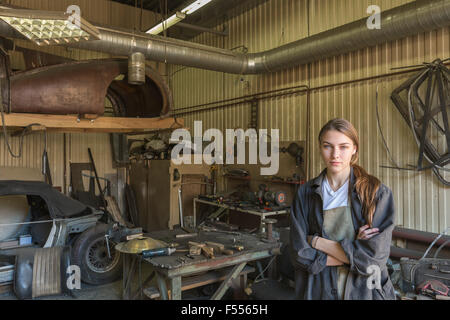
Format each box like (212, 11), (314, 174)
(322, 200), (355, 300)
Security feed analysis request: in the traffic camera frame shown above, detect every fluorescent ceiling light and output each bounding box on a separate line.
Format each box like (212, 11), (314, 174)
(147, 11), (186, 35)
(181, 0), (213, 15)
(146, 0), (213, 35)
(0, 7), (100, 46)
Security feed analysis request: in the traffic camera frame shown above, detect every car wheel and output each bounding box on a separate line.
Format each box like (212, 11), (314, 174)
(71, 223), (122, 285)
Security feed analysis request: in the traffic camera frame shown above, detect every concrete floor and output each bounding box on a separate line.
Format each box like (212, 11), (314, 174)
(0, 260), (291, 300)
(0, 262), (155, 300)
(0, 262), (218, 300)
(1, 279), (293, 300)
(1, 280), (123, 300)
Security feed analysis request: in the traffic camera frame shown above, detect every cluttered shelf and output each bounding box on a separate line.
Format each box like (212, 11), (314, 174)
(195, 196), (290, 216)
(224, 174), (305, 185)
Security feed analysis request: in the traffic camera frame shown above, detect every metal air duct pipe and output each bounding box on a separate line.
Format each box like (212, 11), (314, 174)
(0, 0), (449, 74)
(128, 52), (146, 85)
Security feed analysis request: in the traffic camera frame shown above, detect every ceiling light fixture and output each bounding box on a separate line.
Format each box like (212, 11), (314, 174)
(146, 0), (213, 35)
(0, 7), (100, 46)
(181, 0), (213, 15)
(146, 11), (186, 35)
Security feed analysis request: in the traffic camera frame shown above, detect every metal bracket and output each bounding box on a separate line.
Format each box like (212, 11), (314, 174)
(249, 99), (259, 130)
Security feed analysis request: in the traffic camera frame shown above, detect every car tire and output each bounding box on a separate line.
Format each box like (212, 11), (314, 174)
(71, 223), (122, 285)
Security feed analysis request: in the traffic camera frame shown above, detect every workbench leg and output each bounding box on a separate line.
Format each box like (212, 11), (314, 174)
(170, 276), (182, 300)
(123, 255), (137, 300)
(156, 272), (169, 300)
(240, 273), (248, 292)
(230, 274), (247, 300)
(122, 254), (129, 300)
(211, 263), (247, 300)
(256, 261), (264, 277)
(193, 199), (197, 227)
(122, 254), (135, 300)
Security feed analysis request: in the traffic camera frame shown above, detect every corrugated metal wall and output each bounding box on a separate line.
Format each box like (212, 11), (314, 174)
(169, 0), (450, 233)
(0, 0), (160, 192)
(0, 0), (447, 233)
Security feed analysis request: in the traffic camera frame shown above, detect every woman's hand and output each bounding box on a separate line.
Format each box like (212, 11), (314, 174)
(357, 224), (379, 240)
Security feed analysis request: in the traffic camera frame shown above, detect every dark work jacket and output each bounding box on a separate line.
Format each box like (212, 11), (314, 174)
(290, 167), (396, 300)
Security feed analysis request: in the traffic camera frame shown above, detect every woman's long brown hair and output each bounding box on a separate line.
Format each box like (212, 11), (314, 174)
(319, 118), (381, 227)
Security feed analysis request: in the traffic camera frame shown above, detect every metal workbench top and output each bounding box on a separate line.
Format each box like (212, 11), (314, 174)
(143, 229), (280, 274)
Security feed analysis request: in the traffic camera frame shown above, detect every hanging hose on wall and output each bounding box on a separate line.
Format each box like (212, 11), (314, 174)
(390, 58), (450, 186)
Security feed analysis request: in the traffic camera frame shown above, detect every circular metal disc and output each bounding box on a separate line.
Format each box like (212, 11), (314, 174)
(115, 237), (168, 254)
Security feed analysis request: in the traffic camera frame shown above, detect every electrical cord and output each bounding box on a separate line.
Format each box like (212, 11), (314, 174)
(433, 239), (450, 259)
(421, 227), (450, 260)
(0, 87), (44, 158)
(253, 256), (277, 284)
(407, 67), (450, 186)
(376, 86), (401, 169)
(0, 51), (48, 159)
(381, 61), (450, 185)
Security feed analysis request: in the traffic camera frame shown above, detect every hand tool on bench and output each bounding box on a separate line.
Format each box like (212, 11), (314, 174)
(205, 241), (234, 255)
(175, 233), (198, 239)
(198, 225), (241, 236)
(188, 245), (202, 256)
(167, 242), (190, 253)
(188, 241), (215, 259)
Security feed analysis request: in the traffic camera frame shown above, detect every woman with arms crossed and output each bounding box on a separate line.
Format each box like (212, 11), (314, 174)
(290, 118), (396, 300)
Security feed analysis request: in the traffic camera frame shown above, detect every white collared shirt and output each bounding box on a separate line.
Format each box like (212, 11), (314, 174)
(322, 176), (349, 210)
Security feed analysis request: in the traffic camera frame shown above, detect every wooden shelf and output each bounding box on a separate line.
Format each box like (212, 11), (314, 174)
(2, 113), (184, 134)
(223, 174), (251, 181)
(224, 174), (304, 185)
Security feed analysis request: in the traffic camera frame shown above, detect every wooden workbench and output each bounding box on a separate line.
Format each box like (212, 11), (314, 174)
(121, 229), (280, 300)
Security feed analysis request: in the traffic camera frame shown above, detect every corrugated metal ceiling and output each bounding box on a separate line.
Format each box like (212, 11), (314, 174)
(110, 0), (187, 13)
(109, 0), (271, 40)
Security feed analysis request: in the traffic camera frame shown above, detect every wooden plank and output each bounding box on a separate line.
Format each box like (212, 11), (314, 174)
(182, 265), (254, 292)
(170, 276), (182, 300)
(82, 114), (99, 120)
(1, 113), (184, 133)
(211, 262), (247, 300)
(11, 125), (47, 137)
(143, 266), (255, 299)
(105, 196), (129, 227)
(156, 272), (169, 300)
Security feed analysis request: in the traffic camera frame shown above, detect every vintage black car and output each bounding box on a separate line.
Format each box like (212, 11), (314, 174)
(0, 180), (122, 288)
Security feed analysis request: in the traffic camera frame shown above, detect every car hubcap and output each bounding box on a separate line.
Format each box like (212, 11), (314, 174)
(85, 237), (120, 273)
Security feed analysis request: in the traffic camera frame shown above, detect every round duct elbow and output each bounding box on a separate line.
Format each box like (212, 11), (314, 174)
(10, 59), (172, 118)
